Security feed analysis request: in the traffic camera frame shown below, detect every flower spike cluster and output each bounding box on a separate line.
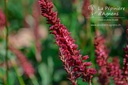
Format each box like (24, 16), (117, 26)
(9, 46), (35, 78)
(94, 35), (109, 85)
(39, 0), (96, 84)
(107, 57), (126, 85)
(82, 0), (91, 20)
(94, 34), (127, 85)
(123, 29), (128, 83)
(123, 44), (128, 82)
(94, 34), (109, 66)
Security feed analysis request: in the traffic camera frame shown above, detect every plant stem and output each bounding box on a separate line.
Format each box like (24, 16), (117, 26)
(11, 59), (25, 85)
(4, 0), (9, 84)
(30, 75), (39, 85)
(89, 80), (92, 85)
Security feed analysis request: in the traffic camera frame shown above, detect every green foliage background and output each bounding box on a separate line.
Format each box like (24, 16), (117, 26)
(0, 0), (128, 85)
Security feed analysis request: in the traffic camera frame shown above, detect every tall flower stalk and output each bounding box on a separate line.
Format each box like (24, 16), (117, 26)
(9, 46), (35, 78)
(82, 0), (91, 20)
(107, 57), (125, 85)
(39, 0), (96, 84)
(94, 34), (109, 85)
(9, 46), (39, 85)
(94, 32), (127, 85)
(123, 29), (128, 83)
(33, 1), (42, 62)
(123, 45), (128, 83)
(4, 0), (9, 84)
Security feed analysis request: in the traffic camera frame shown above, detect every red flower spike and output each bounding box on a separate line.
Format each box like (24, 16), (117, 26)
(94, 35), (108, 67)
(94, 35), (109, 85)
(39, 0), (96, 84)
(107, 57), (127, 85)
(94, 34), (127, 85)
(9, 46), (35, 78)
(82, 0), (91, 20)
(0, 9), (6, 29)
(123, 45), (128, 83)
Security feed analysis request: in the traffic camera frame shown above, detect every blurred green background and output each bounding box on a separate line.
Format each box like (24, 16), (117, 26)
(0, 0), (128, 85)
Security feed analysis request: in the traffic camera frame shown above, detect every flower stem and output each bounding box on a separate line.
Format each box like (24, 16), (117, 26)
(30, 75), (39, 85)
(89, 80), (92, 85)
(11, 59), (25, 85)
(4, 0), (9, 84)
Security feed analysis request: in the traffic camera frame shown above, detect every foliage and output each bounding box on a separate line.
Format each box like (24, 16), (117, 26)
(0, 0), (128, 85)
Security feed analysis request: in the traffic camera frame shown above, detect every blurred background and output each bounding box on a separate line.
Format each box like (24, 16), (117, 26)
(0, 0), (128, 85)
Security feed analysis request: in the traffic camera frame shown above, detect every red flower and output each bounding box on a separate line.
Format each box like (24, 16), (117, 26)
(39, 0), (96, 84)
(94, 35), (108, 67)
(0, 9), (6, 29)
(9, 46), (35, 78)
(94, 35), (109, 85)
(94, 34), (127, 85)
(123, 45), (128, 82)
(82, 0), (91, 20)
(107, 57), (126, 85)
